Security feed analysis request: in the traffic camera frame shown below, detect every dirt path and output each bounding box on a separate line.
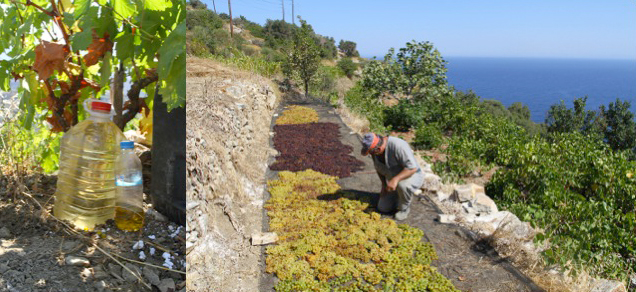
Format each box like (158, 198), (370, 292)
(260, 100), (543, 292)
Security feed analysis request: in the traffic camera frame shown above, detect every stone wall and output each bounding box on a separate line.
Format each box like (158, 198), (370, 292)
(185, 58), (278, 291)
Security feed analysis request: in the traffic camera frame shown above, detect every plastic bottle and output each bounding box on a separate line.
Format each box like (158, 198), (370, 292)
(114, 141), (145, 231)
(53, 99), (125, 230)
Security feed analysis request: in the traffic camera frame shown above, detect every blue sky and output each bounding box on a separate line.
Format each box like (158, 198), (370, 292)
(206, 0), (636, 60)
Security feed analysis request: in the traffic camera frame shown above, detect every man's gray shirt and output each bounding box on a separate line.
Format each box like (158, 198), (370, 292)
(372, 136), (421, 180)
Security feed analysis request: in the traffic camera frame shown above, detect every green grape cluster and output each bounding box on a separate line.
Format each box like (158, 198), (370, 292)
(266, 170), (458, 291)
(275, 105), (320, 124)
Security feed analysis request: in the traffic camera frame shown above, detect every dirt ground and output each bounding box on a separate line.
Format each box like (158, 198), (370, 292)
(259, 99), (543, 291)
(0, 172), (186, 292)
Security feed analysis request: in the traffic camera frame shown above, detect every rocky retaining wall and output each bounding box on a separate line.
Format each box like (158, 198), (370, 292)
(185, 58), (278, 291)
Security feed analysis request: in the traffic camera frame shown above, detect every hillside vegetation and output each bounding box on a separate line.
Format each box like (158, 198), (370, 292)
(186, 2), (636, 288)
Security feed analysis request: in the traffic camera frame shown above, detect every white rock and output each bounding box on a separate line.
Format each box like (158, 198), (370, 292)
(421, 172), (442, 193)
(251, 232), (278, 245)
(437, 214), (456, 224)
(65, 256), (90, 267)
(473, 193), (498, 214)
(590, 279), (626, 292)
(132, 240), (144, 250)
(451, 183), (484, 203)
(436, 192), (451, 202)
(186, 202), (200, 210)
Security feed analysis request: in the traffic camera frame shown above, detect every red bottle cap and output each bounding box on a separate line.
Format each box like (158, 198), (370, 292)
(92, 101), (111, 112)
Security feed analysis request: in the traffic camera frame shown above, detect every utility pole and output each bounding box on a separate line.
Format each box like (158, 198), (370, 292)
(281, 0), (285, 22)
(228, 0), (233, 37)
(292, 0), (294, 25)
(212, 0), (216, 13)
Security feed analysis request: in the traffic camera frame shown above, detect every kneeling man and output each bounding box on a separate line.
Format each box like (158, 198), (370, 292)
(361, 133), (423, 220)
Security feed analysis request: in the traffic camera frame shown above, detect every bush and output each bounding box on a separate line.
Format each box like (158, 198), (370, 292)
(338, 40), (359, 57)
(414, 123), (444, 149)
(343, 84), (386, 132)
(261, 47), (286, 63)
(383, 99), (426, 131)
(263, 19), (297, 49)
(337, 58), (356, 78)
(186, 9), (222, 31)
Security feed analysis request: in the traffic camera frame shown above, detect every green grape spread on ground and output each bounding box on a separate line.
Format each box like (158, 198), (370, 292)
(275, 106), (320, 125)
(265, 170), (458, 291)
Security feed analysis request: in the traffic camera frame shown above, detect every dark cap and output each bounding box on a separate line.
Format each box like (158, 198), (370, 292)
(361, 133), (380, 156)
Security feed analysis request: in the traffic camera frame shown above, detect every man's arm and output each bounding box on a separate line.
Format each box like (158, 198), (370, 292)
(386, 167), (417, 192)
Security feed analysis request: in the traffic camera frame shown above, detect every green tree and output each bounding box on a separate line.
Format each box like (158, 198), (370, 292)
(337, 57), (356, 78)
(360, 41), (449, 99)
(545, 97), (602, 137)
(263, 19), (296, 49)
(508, 102), (530, 120)
(283, 18), (320, 97)
(186, 9), (222, 31)
(599, 99), (636, 151)
(338, 39), (359, 57)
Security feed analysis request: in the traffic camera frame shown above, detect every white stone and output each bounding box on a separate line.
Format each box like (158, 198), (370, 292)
(473, 193), (498, 214)
(436, 192), (451, 202)
(421, 172), (442, 193)
(590, 279), (626, 292)
(251, 232), (278, 245)
(437, 214), (456, 224)
(65, 256), (90, 267)
(451, 183), (485, 202)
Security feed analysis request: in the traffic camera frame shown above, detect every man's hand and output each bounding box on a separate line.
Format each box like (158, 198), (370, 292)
(386, 178), (398, 192)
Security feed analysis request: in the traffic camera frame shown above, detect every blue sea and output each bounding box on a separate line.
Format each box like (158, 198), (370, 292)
(445, 57), (636, 123)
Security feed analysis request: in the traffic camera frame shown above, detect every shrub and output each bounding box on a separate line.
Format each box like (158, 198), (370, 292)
(343, 84), (386, 132)
(309, 66), (337, 99)
(261, 47), (286, 63)
(337, 58), (356, 78)
(263, 19), (297, 49)
(414, 123), (444, 149)
(383, 99), (426, 131)
(338, 40), (359, 57)
(186, 9), (222, 31)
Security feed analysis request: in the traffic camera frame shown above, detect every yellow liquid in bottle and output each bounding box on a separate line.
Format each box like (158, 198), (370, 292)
(115, 204), (145, 231)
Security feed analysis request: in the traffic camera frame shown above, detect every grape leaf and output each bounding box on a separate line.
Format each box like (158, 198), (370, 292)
(143, 0), (172, 11)
(74, 0), (90, 15)
(114, 32), (134, 60)
(71, 29), (93, 51)
(33, 41), (68, 80)
(157, 21), (184, 110)
(99, 51), (111, 87)
(113, 0), (136, 20)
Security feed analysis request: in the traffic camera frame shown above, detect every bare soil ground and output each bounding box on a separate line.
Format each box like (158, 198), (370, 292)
(260, 99), (543, 291)
(0, 171), (186, 292)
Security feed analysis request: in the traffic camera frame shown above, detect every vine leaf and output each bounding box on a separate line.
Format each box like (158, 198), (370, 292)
(84, 34), (113, 67)
(33, 41), (69, 80)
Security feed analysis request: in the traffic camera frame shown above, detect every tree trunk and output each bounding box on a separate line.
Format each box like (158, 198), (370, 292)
(304, 79), (309, 98)
(112, 63), (125, 129)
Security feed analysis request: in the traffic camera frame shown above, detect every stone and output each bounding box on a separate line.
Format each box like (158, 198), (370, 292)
(94, 280), (108, 292)
(590, 279), (626, 292)
(421, 172), (442, 193)
(122, 264), (142, 283)
(436, 192), (451, 202)
(65, 256), (90, 267)
(143, 266), (162, 286)
(437, 214), (456, 224)
(251, 232), (278, 245)
(108, 263), (123, 278)
(0, 226), (11, 238)
(0, 263), (9, 273)
(158, 278), (176, 292)
(451, 183), (484, 203)
(93, 266), (109, 280)
(486, 211), (535, 240)
(62, 240), (79, 251)
(80, 267), (93, 280)
(473, 193), (498, 214)
(186, 201), (200, 210)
